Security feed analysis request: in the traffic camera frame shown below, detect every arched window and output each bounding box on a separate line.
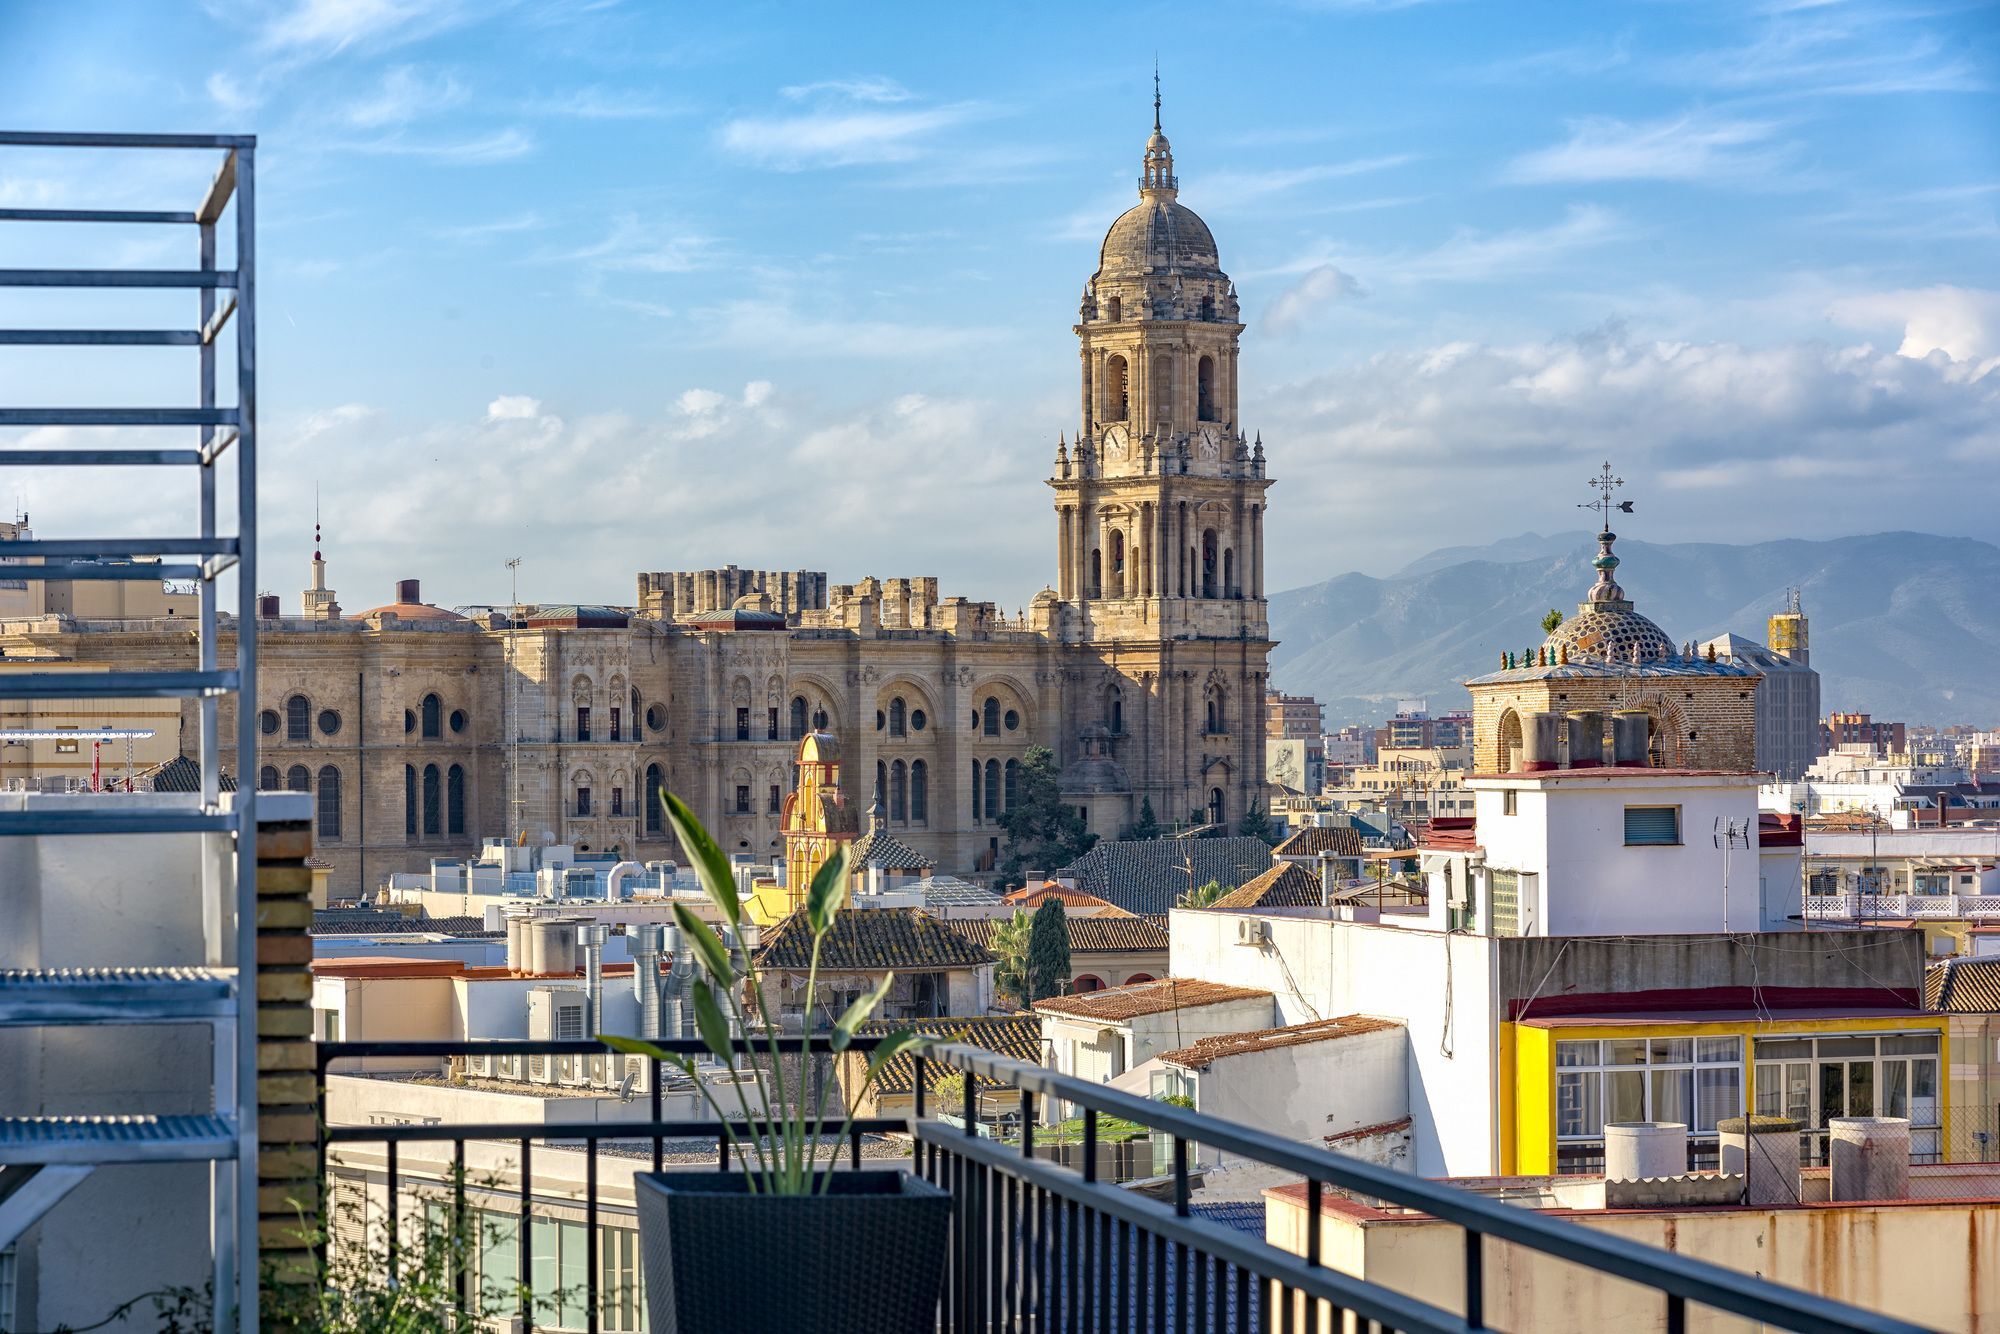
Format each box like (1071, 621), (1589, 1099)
(876, 760), (888, 807)
(317, 766), (341, 840)
(1106, 687), (1123, 735)
(259, 765), (279, 791)
(891, 760), (907, 822)
(645, 764), (666, 834)
(1153, 354), (1173, 422)
(1201, 529), (1218, 598)
(789, 696), (808, 740)
(971, 760), (982, 821)
(1110, 530), (1126, 598)
(1127, 972), (1158, 986)
(1004, 758), (1020, 811)
(285, 764), (310, 793)
(1200, 294), (1215, 320)
(1104, 354), (1128, 420)
(422, 764), (441, 837)
(984, 759), (1001, 819)
(285, 694), (310, 743)
(447, 764), (466, 836)
(1197, 355), (1215, 420)
(889, 697), (906, 737)
(1073, 974), (1106, 993)
(983, 697), (1000, 737)
(404, 764), (417, 839)
(1206, 696), (1218, 732)
(421, 693), (442, 739)
(1088, 547), (1103, 599)
(1208, 787), (1225, 827)
(1107, 295), (1122, 322)
(911, 759), (928, 823)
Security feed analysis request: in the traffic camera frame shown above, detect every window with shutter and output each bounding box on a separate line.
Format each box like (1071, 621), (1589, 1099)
(1624, 806), (1681, 845)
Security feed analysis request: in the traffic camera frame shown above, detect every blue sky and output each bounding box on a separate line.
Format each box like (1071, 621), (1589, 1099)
(2, 0), (1995, 613)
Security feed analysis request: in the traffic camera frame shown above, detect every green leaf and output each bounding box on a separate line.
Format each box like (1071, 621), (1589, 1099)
(597, 1033), (670, 1062)
(662, 790), (742, 926)
(830, 970), (895, 1052)
(690, 981), (735, 1066)
(805, 843), (851, 936)
(672, 902), (734, 984)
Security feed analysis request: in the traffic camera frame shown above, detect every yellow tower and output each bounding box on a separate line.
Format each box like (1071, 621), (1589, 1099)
(1768, 587), (1808, 664)
(760, 731), (858, 924)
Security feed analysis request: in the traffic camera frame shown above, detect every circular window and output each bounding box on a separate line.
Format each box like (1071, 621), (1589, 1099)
(970, 711), (980, 730)
(449, 709), (467, 734)
(317, 709), (341, 736)
(1004, 710), (1021, 731)
(875, 710), (886, 731)
(646, 704), (667, 732)
(403, 709), (416, 734)
(259, 709), (279, 736)
(911, 709), (927, 732)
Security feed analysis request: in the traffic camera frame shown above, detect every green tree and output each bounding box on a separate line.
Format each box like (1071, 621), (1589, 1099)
(1238, 799), (1276, 845)
(989, 907), (1034, 1007)
(1540, 608), (1564, 635)
(1179, 878), (1230, 909)
(1127, 796), (1162, 841)
(1025, 897), (1072, 1002)
(998, 745), (1097, 879)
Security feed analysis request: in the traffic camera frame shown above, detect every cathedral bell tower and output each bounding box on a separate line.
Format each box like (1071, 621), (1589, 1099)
(1047, 86), (1274, 835)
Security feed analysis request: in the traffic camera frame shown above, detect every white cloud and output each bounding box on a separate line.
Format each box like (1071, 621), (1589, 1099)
(206, 71), (260, 114)
(343, 64), (467, 128)
(718, 102), (989, 170)
(347, 127), (534, 163)
(486, 395), (543, 420)
(523, 86), (683, 120)
(435, 212), (545, 241)
(1203, 155), (1415, 204)
(248, 0), (479, 54)
(1266, 265), (1365, 333)
(1826, 286), (2000, 365)
(557, 214), (711, 273)
(780, 77), (913, 104)
(1674, 12), (1987, 99)
(1504, 115), (1788, 185)
(676, 388), (725, 414)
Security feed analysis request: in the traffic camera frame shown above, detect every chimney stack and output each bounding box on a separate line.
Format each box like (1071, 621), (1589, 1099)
(396, 577), (421, 604)
(257, 593), (280, 619)
(1520, 712), (1560, 772)
(1612, 711), (1651, 767)
(1567, 711), (1605, 768)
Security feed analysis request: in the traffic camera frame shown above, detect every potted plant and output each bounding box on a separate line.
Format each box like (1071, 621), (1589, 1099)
(602, 794), (949, 1334)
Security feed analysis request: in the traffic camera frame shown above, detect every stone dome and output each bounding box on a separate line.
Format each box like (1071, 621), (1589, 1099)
(1099, 197), (1220, 278)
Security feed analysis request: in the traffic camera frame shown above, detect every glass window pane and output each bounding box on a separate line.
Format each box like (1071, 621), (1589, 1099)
(1913, 1059), (1940, 1126)
(1650, 1039), (1693, 1065)
(1883, 1060), (1908, 1118)
(1556, 1040), (1600, 1068)
(532, 1218), (560, 1323)
(1651, 1068), (1694, 1127)
(1558, 1071), (1601, 1137)
(1697, 1037), (1741, 1064)
(1755, 1038), (1813, 1060)
(1697, 1067), (1741, 1132)
(561, 1220), (588, 1328)
(1608, 1070), (1646, 1124)
(1847, 1062), (1874, 1118)
(1607, 1040), (1647, 1066)
(1882, 1034), (1940, 1056)
(1754, 1063), (1783, 1118)
(1786, 1063), (1812, 1123)
(1819, 1063), (1846, 1125)
(480, 1210), (519, 1307)
(1819, 1036), (1876, 1059)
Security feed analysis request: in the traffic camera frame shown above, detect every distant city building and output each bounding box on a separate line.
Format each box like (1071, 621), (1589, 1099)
(1702, 595), (1820, 779)
(1822, 711), (1907, 757)
(1264, 689), (1325, 794)
(1322, 724), (1373, 768)
(1378, 706), (1472, 753)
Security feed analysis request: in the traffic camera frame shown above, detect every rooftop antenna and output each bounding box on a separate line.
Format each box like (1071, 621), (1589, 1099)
(506, 556), (522, 611)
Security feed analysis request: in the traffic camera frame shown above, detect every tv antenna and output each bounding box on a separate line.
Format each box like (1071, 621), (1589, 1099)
(1714, 817), (1752, 933)
(505, 556), (523, 611)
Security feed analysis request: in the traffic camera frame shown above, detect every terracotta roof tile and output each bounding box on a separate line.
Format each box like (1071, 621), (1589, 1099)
(1055, 836), (1276, 915)
(855, 1015), (1044, 1095)
(852, 825), (933, 872)
(1158, 1016), (1402, 1069)
(1001, 885), (1135, 915)
(1929, 958), (2000, 1012)
(1272, 827), (1363, 858)
(756, 906), (993, 972)
(1033, 978), (1270, 1022)
(945, 916), (1168, 955)
(1210, 862), (1324, 911)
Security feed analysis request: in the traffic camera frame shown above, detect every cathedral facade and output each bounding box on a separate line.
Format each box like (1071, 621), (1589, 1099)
(0, 113), (1274, 899)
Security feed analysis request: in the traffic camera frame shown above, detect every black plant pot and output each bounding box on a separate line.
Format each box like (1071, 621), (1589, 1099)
(634, 1169), (950, 1334)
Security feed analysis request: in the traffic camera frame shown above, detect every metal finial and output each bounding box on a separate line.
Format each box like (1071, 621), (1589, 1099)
(1153, 59), (1162, 134)
(1578, 460), (1632, 533)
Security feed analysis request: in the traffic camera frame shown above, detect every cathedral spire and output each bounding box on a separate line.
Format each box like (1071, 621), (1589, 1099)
(1153, 58), (1162, 135)
(1140, 65), (1176, 199)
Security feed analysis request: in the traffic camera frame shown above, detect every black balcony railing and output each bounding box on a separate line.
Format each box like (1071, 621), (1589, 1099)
(316, 1037), (1931, 1334)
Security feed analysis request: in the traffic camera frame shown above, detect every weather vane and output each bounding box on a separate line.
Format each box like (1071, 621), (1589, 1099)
(1579, 460), (1633, 531)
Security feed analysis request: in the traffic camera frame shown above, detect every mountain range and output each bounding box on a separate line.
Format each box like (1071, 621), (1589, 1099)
(1267, 531), (2000, 728)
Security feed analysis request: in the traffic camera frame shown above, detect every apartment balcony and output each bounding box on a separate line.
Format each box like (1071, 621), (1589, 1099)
(310, 1037), (1926, 1333)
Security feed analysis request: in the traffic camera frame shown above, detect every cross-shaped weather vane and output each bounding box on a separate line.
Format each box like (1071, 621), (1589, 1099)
(1579, 460), (1635, 531)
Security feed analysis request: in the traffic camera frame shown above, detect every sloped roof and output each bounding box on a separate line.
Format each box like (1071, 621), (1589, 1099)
(1055, 836), (1276, 915)
(311, 910), (499, 938)
(1928, 958), (2000, 1012)
(910, 876), (1004, 908)
(756, 906), (993, 972)
(945, 915), (1168, 956)
(1209, 862), (1325, 911)
(1273, 826), (1364, 859)
(1159, 1016), (1402, 1069)
(852, 824), (932, 872)
(1034, 978), (1270, 1022)
(854, 1015), (1044, 1096)
(148, 752), (238, 793)
(1002, 885), (1135, 916)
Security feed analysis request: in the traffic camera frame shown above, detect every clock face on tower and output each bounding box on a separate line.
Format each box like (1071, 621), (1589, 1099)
(1101, 423), (1130, 466)
(1195, 426), (1221, 463)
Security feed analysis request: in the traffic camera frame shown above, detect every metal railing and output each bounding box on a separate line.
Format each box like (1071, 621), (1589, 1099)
(1806, 892), (2000, 919)
(313, 1036), (1935, 1333)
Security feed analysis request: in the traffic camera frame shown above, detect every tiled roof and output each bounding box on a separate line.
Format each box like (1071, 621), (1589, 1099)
(1272, 826), (1363, 859)
(147, 752), (238, 793)
(855, 1015), (1044, 1095)
(520, 603), (630, 629)
(910, 876), (1003, 908)
(684, 608), (788, 630)
(1055, 837), (1276, 915)
(756, 906), (993, 972)
(1210, 862), (1324, 911)
(1033, 978), (1270, 1022)
(1928, 958), (2000, 1012)
(1158, 1016), (1402, 1069)
(1002, 885), (1135, 916)
(944, 916), (1168, 956)
(852, 824), (932, 871)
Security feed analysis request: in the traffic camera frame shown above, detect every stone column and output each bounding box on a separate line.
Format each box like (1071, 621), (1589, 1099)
(1057, 505), (1072, 601)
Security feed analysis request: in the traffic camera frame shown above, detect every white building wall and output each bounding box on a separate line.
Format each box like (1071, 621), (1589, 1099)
(1183, 1026), (1407, 1152)
(1170, 909), (1500, 1177)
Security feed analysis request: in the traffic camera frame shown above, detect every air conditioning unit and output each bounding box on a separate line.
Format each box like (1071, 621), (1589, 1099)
(528, 984), (589, 1067)
(1235, 918), (1268, 947)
